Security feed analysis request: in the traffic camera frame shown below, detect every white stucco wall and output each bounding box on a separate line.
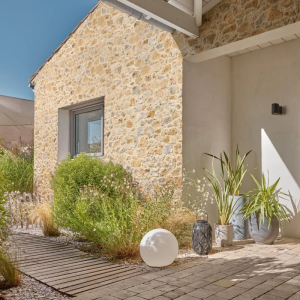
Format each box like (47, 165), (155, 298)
(232, 38), (300, 238)
(183, 56), (232, 226)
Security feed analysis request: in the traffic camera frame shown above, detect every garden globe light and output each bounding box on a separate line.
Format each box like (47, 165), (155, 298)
(140, 229), (178, 267)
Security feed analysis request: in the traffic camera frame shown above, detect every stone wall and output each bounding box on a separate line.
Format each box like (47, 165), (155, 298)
(32, 3), (183, 200)
(174, 0), (300, 57)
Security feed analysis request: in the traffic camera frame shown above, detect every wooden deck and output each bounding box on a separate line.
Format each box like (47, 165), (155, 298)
(13, 233), (147, 297)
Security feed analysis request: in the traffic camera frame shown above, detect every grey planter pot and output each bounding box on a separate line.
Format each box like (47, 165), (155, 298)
(229, 195), (250, 240)
(249, 213), (279, 245)
(215, 224), (233, 247)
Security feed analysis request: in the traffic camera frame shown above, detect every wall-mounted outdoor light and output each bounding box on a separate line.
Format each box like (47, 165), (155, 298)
(272, 103), (283, 115)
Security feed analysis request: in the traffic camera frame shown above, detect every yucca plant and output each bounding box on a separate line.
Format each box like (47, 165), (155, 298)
(241, 174), (290, 228)
(204, 158), (243, 225)
(205, 146), (252, 196)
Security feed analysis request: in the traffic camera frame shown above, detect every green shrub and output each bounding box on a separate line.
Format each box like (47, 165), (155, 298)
(51, 153), (177, 258)
(0, 147), (33, 194)
(51, 153), (130, 229)
(70, 185), (171, 258)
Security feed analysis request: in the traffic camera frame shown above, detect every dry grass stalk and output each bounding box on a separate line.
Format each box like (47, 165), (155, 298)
(161, 210), (195, 249)
(0, 247), (21, 288)
(30, 201), (60, 237)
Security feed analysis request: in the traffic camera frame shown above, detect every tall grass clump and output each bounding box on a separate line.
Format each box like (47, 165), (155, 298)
(30, 201), (60, 237)
(0, 145), (33, 194)
(51, 153), (188, 259)
(0, 141), (9, 245)
(0, 247), (21, 288)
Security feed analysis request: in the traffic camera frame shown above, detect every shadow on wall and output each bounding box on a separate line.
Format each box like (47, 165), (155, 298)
(261, 129), (300, 238)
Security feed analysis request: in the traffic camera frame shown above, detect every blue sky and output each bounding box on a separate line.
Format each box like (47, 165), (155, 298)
(0, 0), (98, 100)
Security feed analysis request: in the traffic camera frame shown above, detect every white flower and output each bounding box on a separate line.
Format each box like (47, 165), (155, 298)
(93, 228), (96, 232)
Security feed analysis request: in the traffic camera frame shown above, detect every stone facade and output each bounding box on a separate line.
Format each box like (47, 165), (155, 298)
(32, 0), (300, 201)
(175, 0), (300, 56)
(32, 3), (183, 200)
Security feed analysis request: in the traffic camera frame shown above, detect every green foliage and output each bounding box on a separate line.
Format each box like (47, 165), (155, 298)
(205, 146), (252, 196)
(51, 153), (130, 228)
(0, 147), (34, 194)
(204, 146), (251, 225)
(51, 153), (180, 258)
(0, 247), (21, 288)
(0, 140), (8, 240)
(241, 174), (291, 228)
(72, 185), (171, 258)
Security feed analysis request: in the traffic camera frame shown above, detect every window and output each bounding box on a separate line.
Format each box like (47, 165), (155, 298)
(70, 99), (104, 157)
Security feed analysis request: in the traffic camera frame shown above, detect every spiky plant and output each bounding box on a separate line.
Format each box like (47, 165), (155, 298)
(204, 158), (243, 225)
(205, 146), (252, 196)
(241, 174), (290, 228)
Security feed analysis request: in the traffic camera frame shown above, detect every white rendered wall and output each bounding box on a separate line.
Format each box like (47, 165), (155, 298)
(183, 56), (232, 226)
(232, 38), (300, 238)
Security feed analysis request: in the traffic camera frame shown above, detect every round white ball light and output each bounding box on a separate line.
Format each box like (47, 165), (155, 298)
(140, 229), (178, 267)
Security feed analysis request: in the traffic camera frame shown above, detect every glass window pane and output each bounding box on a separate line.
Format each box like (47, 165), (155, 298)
(75, 109), (102, 155)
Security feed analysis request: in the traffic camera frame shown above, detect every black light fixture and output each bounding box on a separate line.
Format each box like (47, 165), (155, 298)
(272, 103), (283, 115)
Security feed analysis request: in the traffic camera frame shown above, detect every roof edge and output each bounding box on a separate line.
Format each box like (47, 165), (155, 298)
(29, 3), (99, 84)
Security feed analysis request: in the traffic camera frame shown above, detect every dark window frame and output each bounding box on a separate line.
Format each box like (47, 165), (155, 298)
(69, 98), (104, 158)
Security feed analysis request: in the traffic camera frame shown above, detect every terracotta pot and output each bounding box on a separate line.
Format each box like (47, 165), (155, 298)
(249, 213), (279, 245)
(215, 224), (233, 247)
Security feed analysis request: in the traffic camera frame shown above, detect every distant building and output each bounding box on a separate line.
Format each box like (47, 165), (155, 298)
(0, 95), (34, 148)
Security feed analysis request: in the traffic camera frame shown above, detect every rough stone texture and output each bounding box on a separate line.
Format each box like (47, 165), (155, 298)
(174, 0), (300, 57)
(32, 0), (300, 200)
(32, 3), (183, 200)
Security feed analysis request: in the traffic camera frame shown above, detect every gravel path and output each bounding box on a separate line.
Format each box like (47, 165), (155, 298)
(1, 275), (70, 300)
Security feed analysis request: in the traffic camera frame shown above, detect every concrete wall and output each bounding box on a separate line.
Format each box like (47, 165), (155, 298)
(232, 38), (300, 238)
(183, 56), (232, 226)
(184, 38), (300, 238)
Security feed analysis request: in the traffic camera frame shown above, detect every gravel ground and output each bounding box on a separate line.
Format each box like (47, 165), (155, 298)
(0, 275), (70, 300)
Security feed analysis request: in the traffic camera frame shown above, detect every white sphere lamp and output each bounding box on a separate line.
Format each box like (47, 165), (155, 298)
(140, 229), (178, 267)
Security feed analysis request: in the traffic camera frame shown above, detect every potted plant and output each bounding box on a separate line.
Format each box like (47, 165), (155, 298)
(205, 146), (252, 240)
(204, 156), (243, 247)
(241, 174), (290, 245)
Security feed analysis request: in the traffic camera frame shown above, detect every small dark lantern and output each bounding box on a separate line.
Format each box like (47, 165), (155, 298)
(272, 103), (282, 115)
(192, 212), (212, 255)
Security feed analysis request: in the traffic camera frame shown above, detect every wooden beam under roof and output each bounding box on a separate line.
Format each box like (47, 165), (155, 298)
(117, 0), (199, 37)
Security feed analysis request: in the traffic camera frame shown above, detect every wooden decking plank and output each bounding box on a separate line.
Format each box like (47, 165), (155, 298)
(60, 268), (142, 291)
(69, 271), (146, 295)
(23, 257), (106, 272)
(19, 246), (77, 254)
(18, 252), (88, 266)
(14, 236), (70, 246)
(20, 255), (95, 269)
(44, 265), (128, 285)
(33, 262), (115, 279)
(20, 256), (93, 269)
(15, 240), (73, 249)
(11, 244), (70, 253)
(18, 252), (86, 264)
(13, 233), (148, 297)
(19, 248), (82, 260)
